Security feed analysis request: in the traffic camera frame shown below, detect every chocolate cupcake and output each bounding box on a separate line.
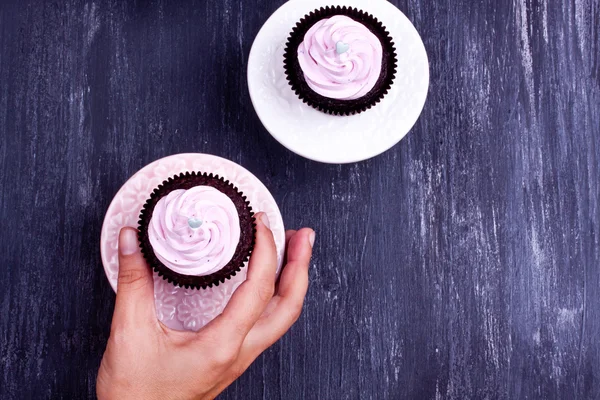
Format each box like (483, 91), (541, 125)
(138, 172), (255, 290)
(284, 6), (397, 116)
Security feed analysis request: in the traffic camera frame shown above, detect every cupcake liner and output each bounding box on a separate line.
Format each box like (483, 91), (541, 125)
(283, 6), (397, 116)
(138, 171), (256, 290)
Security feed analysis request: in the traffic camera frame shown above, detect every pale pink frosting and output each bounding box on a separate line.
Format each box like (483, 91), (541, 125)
(148, 186), (240, 276)
(297, 15), (383, 100)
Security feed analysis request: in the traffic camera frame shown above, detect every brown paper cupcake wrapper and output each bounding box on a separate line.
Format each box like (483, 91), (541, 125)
(138, 171), (256, 290)
(283, 6), (397, 116)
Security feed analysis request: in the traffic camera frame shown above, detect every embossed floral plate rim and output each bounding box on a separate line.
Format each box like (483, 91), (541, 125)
(247, 0), (429, 164)
(100, 153), (285, 331)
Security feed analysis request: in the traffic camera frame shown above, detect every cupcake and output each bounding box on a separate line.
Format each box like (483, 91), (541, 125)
(284, 6), (397, 115)
(137, 172), (255, 290)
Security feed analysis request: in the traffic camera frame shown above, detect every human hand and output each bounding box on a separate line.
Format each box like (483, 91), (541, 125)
(96, 212), (314, 400)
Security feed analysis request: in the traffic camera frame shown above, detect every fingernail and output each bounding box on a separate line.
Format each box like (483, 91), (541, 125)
(119, 228), (139, 255)
(309, 231), (316, 248)
(260, 213), (270, 229)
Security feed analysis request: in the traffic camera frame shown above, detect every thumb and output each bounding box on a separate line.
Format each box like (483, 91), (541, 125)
(112, 227), (155, 328)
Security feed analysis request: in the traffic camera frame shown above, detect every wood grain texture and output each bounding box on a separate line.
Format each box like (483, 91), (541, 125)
(0, 0), (598, 398)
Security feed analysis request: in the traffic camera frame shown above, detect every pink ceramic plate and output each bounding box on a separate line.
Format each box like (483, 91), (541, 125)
(100, 154), (285, 331)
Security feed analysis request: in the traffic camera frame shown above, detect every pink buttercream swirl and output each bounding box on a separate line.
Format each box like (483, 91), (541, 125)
(148, 186), (240, 276)
(297, 15), (383, 100)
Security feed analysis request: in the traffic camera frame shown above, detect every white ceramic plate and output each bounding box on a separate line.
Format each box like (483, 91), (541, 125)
(247, 0), (429, 164)
(100, 154), (285, 331)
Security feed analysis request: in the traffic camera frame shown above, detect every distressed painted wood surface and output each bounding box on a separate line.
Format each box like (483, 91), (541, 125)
(0, 0), (598, 398)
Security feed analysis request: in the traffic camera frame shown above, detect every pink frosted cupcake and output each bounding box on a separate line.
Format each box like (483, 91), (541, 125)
(138, 172), (256, 290)
(284, 6), (397, 115)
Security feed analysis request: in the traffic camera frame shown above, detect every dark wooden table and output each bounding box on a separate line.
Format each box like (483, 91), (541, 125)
(1, 0), (599, 398)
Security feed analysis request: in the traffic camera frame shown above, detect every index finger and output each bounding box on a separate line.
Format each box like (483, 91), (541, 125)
(207, 212), (278, 344)
(242, 228), (313, 353)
